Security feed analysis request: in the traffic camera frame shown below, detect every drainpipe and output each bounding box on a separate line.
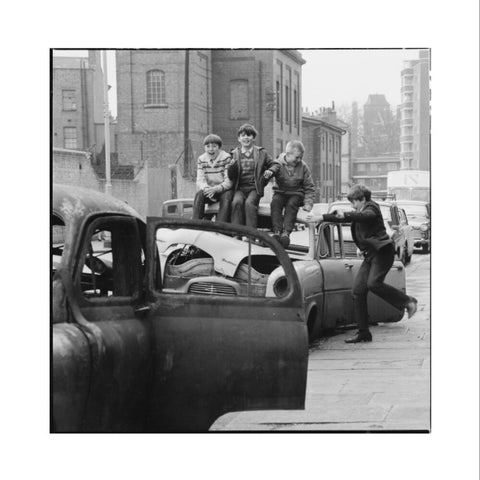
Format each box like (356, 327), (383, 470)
(80, 60), (89, 149)
(258, 61), (262, 146)
(102, 50), (112, 196)
(184, 50), (190, 176)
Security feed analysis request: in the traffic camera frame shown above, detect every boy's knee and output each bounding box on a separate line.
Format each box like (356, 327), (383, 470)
(352, 283), (368, 297)
(366, 279), (382, 293)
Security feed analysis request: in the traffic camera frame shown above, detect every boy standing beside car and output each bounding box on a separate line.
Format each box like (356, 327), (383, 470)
(318, 184), (418, 344)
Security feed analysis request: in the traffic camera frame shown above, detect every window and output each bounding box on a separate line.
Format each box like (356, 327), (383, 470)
(370, 164), (378, 172)
(285, 85), (290, 124)
(329, 136), (332, 152)
(276, 81), (281, 121)
(335, 138), (339, 153)
(78, 217), (144, 299)
(328, 164), (332, 179)
(62, 90), (76, 110)
(63, 127), (77, 149)
(230, 79), (248, 119)
(321, 134), (325, 151)
(357, 163), (366, 172)
(157, 226), (290, 298)
(146, 70), (166, 105)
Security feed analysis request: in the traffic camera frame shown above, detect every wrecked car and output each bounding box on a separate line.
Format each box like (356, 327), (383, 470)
(52, 184), (309, 432)
(161, 199), (408, 341)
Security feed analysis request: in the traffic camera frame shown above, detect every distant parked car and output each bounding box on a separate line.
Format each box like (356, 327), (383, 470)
(396, 200), (430, 253)
(327, 199), (414, 265)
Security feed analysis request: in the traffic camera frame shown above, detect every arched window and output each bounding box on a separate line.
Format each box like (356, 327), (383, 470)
(146, 70), (166, 105)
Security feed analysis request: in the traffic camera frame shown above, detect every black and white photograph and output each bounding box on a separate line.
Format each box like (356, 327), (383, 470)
(4, 1), (479, 479)
(51, 47), (431, 433)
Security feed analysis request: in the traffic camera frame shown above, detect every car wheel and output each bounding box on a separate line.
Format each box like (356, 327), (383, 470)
(422, 244), (430, 254)
(399, 247), (407, 265)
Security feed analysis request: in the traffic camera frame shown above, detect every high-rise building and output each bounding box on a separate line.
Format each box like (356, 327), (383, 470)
(399, 50), (430, 170)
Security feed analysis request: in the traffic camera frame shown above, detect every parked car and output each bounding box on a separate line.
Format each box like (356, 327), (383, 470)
(52, 184), (309, 432)
(396, 200), (430, 253)
(327, 199), (414, 265)
(161, 199), (408, 341)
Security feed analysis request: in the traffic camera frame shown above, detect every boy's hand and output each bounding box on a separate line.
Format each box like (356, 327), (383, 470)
(302, 206), (313, 222)
(263, 170), (273, 180)
(204, 186), (218, 198)
(334, 209), (345, 219)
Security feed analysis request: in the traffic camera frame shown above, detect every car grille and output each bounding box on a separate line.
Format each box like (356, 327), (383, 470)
(188, 281), (237, 296)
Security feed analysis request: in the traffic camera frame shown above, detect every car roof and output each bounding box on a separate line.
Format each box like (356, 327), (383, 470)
(53, 184), (143, 221)
(396, 200), (429, 205)
(330, 200), (395, 207)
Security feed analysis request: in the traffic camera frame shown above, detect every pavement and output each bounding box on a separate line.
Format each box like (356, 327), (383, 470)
(211, 253), (430, 432)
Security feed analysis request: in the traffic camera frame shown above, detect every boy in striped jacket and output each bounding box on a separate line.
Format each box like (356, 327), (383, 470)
(192, 134), (233, 222)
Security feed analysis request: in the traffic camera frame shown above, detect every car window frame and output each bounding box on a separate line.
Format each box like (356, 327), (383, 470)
(74, 214), (144, 306)
(146, 217), (303, 305)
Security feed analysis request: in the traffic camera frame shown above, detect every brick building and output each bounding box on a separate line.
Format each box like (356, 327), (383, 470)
(362, 94), (399, 157)
(302, 109), (346, 202)
(114, 49), (305, 214)
(351, 154), (401, 196)
(52, 51), (115, 160)
(211, 50), (304, 157)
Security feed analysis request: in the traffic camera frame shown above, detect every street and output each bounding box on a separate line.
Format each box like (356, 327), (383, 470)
(211, 252), (430, 431)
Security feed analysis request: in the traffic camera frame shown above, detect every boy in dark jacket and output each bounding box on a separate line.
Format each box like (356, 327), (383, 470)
(270, 140), (315, 248)
(319, 184), (418, 343)
(228, 124), (278, 228)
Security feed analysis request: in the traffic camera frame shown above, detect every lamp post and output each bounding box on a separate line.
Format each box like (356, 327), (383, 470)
(102, 50), (112, 196)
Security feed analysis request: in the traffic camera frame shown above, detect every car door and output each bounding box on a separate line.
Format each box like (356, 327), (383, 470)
(144, 218), (308, 432)
(52, 214), (153, 432)
(316, 222), (356, 329)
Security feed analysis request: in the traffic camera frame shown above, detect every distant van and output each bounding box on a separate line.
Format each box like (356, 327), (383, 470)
(162, 199), (195, 218)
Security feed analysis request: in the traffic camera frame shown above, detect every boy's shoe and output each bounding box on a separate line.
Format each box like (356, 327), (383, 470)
(272, 231), (282, 242)
(345, 330), (372, 343)
(406, 297), (418, 318)
(280, 232), (290, 248)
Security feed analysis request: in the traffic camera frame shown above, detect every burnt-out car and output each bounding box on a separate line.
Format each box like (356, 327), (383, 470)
(52, 184), (308, 432)
(160, 200), (408, 341)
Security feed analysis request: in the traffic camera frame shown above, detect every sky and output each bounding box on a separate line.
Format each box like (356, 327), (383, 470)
(300, 48), (422, 113)
(53, 48), (422, 119)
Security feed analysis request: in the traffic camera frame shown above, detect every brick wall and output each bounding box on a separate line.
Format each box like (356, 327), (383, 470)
(53, 148), (149, 217)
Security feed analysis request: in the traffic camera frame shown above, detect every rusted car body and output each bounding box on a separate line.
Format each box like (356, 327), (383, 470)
(52, 184), (309, 432)
(161, 198), (407, 341)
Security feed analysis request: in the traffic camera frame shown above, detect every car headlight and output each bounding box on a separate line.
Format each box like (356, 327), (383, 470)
(420, 223), (429, 232)
(273, 277), (288, 297)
